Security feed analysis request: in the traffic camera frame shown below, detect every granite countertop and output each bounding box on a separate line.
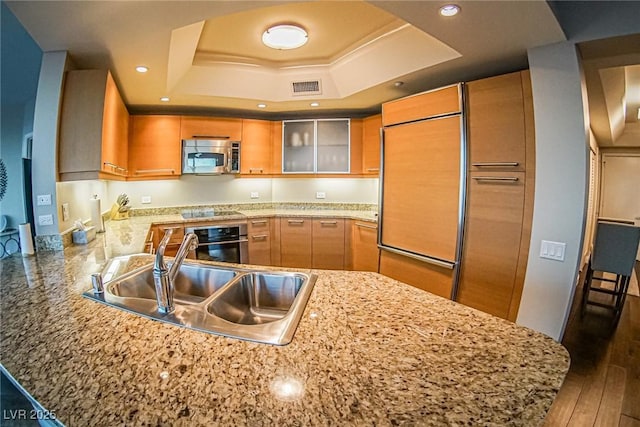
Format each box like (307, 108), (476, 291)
(1, 216), (569, 426)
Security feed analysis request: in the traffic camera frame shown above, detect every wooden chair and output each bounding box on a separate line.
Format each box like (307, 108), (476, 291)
(581, 221), (640, 325)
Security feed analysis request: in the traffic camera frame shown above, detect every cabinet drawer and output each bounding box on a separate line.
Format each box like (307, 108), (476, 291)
(248, 232), (271, 266)
(248, 218), (271, 232)
(180, 116), (243, 140)
(312, 219), (345, 270)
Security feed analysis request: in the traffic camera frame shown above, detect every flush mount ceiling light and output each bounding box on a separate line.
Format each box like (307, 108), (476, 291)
(135, 66), (149, 73)
(439, 4), (460, 17)
(262, 24), (308, 50)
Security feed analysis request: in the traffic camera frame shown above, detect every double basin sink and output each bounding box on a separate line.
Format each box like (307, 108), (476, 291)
(83, 257), (317, 345)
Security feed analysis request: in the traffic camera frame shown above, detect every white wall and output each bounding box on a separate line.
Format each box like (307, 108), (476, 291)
(56, 180), (108, 232)
(517, 41), (589, 341)
(32, 51), (68, 236)
(105, 176), (379, 210)
(272, 178), (379, 203)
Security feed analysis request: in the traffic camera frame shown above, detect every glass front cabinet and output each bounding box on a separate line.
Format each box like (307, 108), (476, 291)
(282, 119), (350, 173)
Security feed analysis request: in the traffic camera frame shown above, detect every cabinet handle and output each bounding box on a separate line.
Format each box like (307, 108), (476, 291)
(135, 169), (175, 175)
(471, 162), (519, 167)
(320, 220), (338, 225)
(249, 168), (264, 173)
(366, 168), (380, 172)
(252, 234), (268, 240)
(471, 176), (519, 182)
(287, 219), (305, 224)
(355, 222), (377, 230)
(251, 220), (268, 225)
(192, 135), (230, 139)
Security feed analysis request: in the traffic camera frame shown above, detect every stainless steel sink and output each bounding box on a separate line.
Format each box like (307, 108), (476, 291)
(83, 257), (317, 345)
(207, 272), (306, 325)
(108, 263), (237, 305)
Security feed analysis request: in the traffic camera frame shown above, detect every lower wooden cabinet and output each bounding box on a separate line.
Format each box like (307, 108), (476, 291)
(456, 172), (527, 320)
(379, 250), (454, 299)
(312, 218), (345, 270)
(247, 218), (271, 266)
(351, 221), (379, 272)
(151, 224), (185, 257)
(279, 218), (312, 268)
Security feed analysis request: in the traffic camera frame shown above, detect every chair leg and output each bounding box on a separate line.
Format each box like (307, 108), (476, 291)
(581, 261), (595, 318)
(612, 276), (630, 327)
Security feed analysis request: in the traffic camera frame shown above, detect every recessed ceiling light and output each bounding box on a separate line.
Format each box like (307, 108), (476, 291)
(439, 4), (460, 17)
(310, 102), (320, 107)
(136, 66), (149, 73)
(160, 97), (170, 102)
(394, 81), (404, 87)
(257, 103), (267, 108)
(262, 24), (308, 50)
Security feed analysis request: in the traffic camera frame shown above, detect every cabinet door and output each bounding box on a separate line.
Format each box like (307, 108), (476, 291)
(382, 85), (460, 126)
(248, 218), (271, 266)
(280, 218), (312, 268)
(467, 72), (526, 172)
(180, 116), (243, 140)
(102, 72), (129, 175)
(457, 172), (525, 319)
(362, 114), (382, 175)
(312, 218), (345, 270)
(351, 221), (379, 272)
(152, 224), (185, 257)
(129, 115), (181, 178)
(317, 119), (349, 173)
(241, 119), (272, 174)
(282, 120), (314, 173)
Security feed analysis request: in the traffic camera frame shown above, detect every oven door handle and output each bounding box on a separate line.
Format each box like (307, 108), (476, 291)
(197, 238), (248, 246)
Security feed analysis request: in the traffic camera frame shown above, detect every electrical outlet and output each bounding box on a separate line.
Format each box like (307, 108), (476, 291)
(61, 203), (70, 221)
(316, 191), (326, 199)
(38, 214), (53, 226)
(250, 192), (259, 199)
(540, 240), (566, 261)
(37, 194), (51, 206)
(141, 196), (152, 204)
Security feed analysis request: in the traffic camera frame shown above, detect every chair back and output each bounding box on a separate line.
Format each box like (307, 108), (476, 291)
(591, 221), (640, 276)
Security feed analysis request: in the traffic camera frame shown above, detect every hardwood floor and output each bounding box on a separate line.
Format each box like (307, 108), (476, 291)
(544, 261), (640, 426)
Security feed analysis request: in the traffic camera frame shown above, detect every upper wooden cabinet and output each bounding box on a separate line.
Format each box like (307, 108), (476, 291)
(241, 119), (272, 175)
(180, 116), (243, 141)
(382, 85), (461, 126)
(362, 114), (382, 175)
(466, 71), (527, 172)
(128, 115), (181, 179)
(59, 70), (129, 181)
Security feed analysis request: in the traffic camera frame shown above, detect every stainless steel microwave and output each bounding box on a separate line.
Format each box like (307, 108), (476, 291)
(182, 139), (240, 175)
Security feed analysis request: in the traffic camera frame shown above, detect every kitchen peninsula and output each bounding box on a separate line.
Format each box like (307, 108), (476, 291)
(0, 206), (569, 426)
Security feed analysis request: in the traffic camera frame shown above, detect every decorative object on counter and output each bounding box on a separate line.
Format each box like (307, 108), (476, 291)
(90, 195), (105, 232)
(71, 219), (96, 244)
(110, 193), (130, 220)
(18, 223), (33, 256)
(0, 227), (21, 258)
(0, 158), (7, 202)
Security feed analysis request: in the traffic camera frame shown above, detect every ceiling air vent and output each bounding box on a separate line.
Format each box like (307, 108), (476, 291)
(291, 80), (322, 96)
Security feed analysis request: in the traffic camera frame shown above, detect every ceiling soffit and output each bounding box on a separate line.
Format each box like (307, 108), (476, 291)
(167, 3), (461, 109)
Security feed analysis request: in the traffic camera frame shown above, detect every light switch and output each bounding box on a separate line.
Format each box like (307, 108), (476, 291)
(141, 196), (152, 204)
(38, 214), (53, 226)
(250, 192), (259, 199)
(540, 240), (566, 261)
(316, 192), (326, 199)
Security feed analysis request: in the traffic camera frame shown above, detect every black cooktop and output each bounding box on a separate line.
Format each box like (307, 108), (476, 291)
(181, 210), (243, 219)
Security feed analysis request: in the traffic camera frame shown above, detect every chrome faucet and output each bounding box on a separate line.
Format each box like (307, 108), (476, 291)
(153, 229), (199, 314)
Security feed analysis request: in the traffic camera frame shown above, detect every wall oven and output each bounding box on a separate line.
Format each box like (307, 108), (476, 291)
(185, 223), (248, 264)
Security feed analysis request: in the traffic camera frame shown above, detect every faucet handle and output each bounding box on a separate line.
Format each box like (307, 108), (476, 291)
(91, 273), (104, 295)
